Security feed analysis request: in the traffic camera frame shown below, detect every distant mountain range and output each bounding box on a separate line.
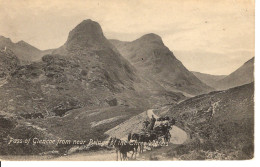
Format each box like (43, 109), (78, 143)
(0, 36), (53, 64)
(192, 57), (254, 90)
(0, 19), (254, 117)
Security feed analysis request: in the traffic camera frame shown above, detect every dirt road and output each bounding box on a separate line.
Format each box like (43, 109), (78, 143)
(106, 109), (187, 144)
(49, 108), (187, 160)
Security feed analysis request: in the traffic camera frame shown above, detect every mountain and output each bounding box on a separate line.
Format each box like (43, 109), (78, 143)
(164, 82), (254, 159)
(52, 21), (185, 107)
(0, 36), (52, 64)
(0, 19), (145, 117)
(110, 34), (214, 96)
(0, 19), (190, 156)
(214, 57), (254, 90)
(0, 20), (160, 155)
(192, 71), (226, 88)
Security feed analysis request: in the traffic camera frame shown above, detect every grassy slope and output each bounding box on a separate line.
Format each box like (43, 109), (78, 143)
(214, 57), (254, 90)
(28, 106), (144, 141)
(0, 106), (145, 156)
(162, 82), (254, 160)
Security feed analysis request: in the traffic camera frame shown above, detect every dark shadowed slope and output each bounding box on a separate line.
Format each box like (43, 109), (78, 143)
(0, 19), (145, 117)
(110, 35), (214, 96)
(0, 36), (53, 64)
(53, 19), (138, 92)
(164, 82), (254, 159)
(214, 57), (254, 90)
(192, 71), (226, 88)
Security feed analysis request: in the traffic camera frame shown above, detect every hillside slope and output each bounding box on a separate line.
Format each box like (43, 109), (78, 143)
(214, 57), (254, 90)
(192, 71), (226, 88)
(163, 82), (254, 159)
(110, 36), (213, 96)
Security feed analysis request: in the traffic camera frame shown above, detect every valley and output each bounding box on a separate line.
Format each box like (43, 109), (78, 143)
(0, 19), (254, 160)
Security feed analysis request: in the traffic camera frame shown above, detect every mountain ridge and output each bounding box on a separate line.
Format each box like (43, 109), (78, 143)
(110, 36), (214, 96)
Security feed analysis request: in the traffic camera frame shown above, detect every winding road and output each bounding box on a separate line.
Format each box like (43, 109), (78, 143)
(49, 108), (188, 160)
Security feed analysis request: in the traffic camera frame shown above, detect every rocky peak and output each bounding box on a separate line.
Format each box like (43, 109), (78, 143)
(65, 19), (110, 51)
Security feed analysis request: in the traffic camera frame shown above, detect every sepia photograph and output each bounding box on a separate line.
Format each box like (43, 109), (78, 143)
(0, 0), (255, 161)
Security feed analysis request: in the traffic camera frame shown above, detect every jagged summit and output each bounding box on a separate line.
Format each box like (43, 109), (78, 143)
(65, 19), (110, 51)
(49, 19), (140, 98)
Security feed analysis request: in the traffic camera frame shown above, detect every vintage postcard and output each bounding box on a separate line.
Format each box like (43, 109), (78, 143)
(0, 0), (254, 161)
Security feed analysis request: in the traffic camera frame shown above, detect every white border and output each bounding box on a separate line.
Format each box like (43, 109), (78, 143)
(2, 0), (259, 166)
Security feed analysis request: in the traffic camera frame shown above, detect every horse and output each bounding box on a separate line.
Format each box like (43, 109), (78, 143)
(108, 137), (138, 161)
(127, 132), (155, 153)
(108, 137), (128, 160)
(163, 131), (171, 146)
(108, 137), (122, 160)
(129, 133), (151, 154)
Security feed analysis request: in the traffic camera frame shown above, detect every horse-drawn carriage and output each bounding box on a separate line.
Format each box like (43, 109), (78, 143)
(140, 116), (176, 145)
(108, 116), (176, 160)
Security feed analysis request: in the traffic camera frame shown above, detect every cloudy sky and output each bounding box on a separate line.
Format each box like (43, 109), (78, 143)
(0, 0), (254, 75)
